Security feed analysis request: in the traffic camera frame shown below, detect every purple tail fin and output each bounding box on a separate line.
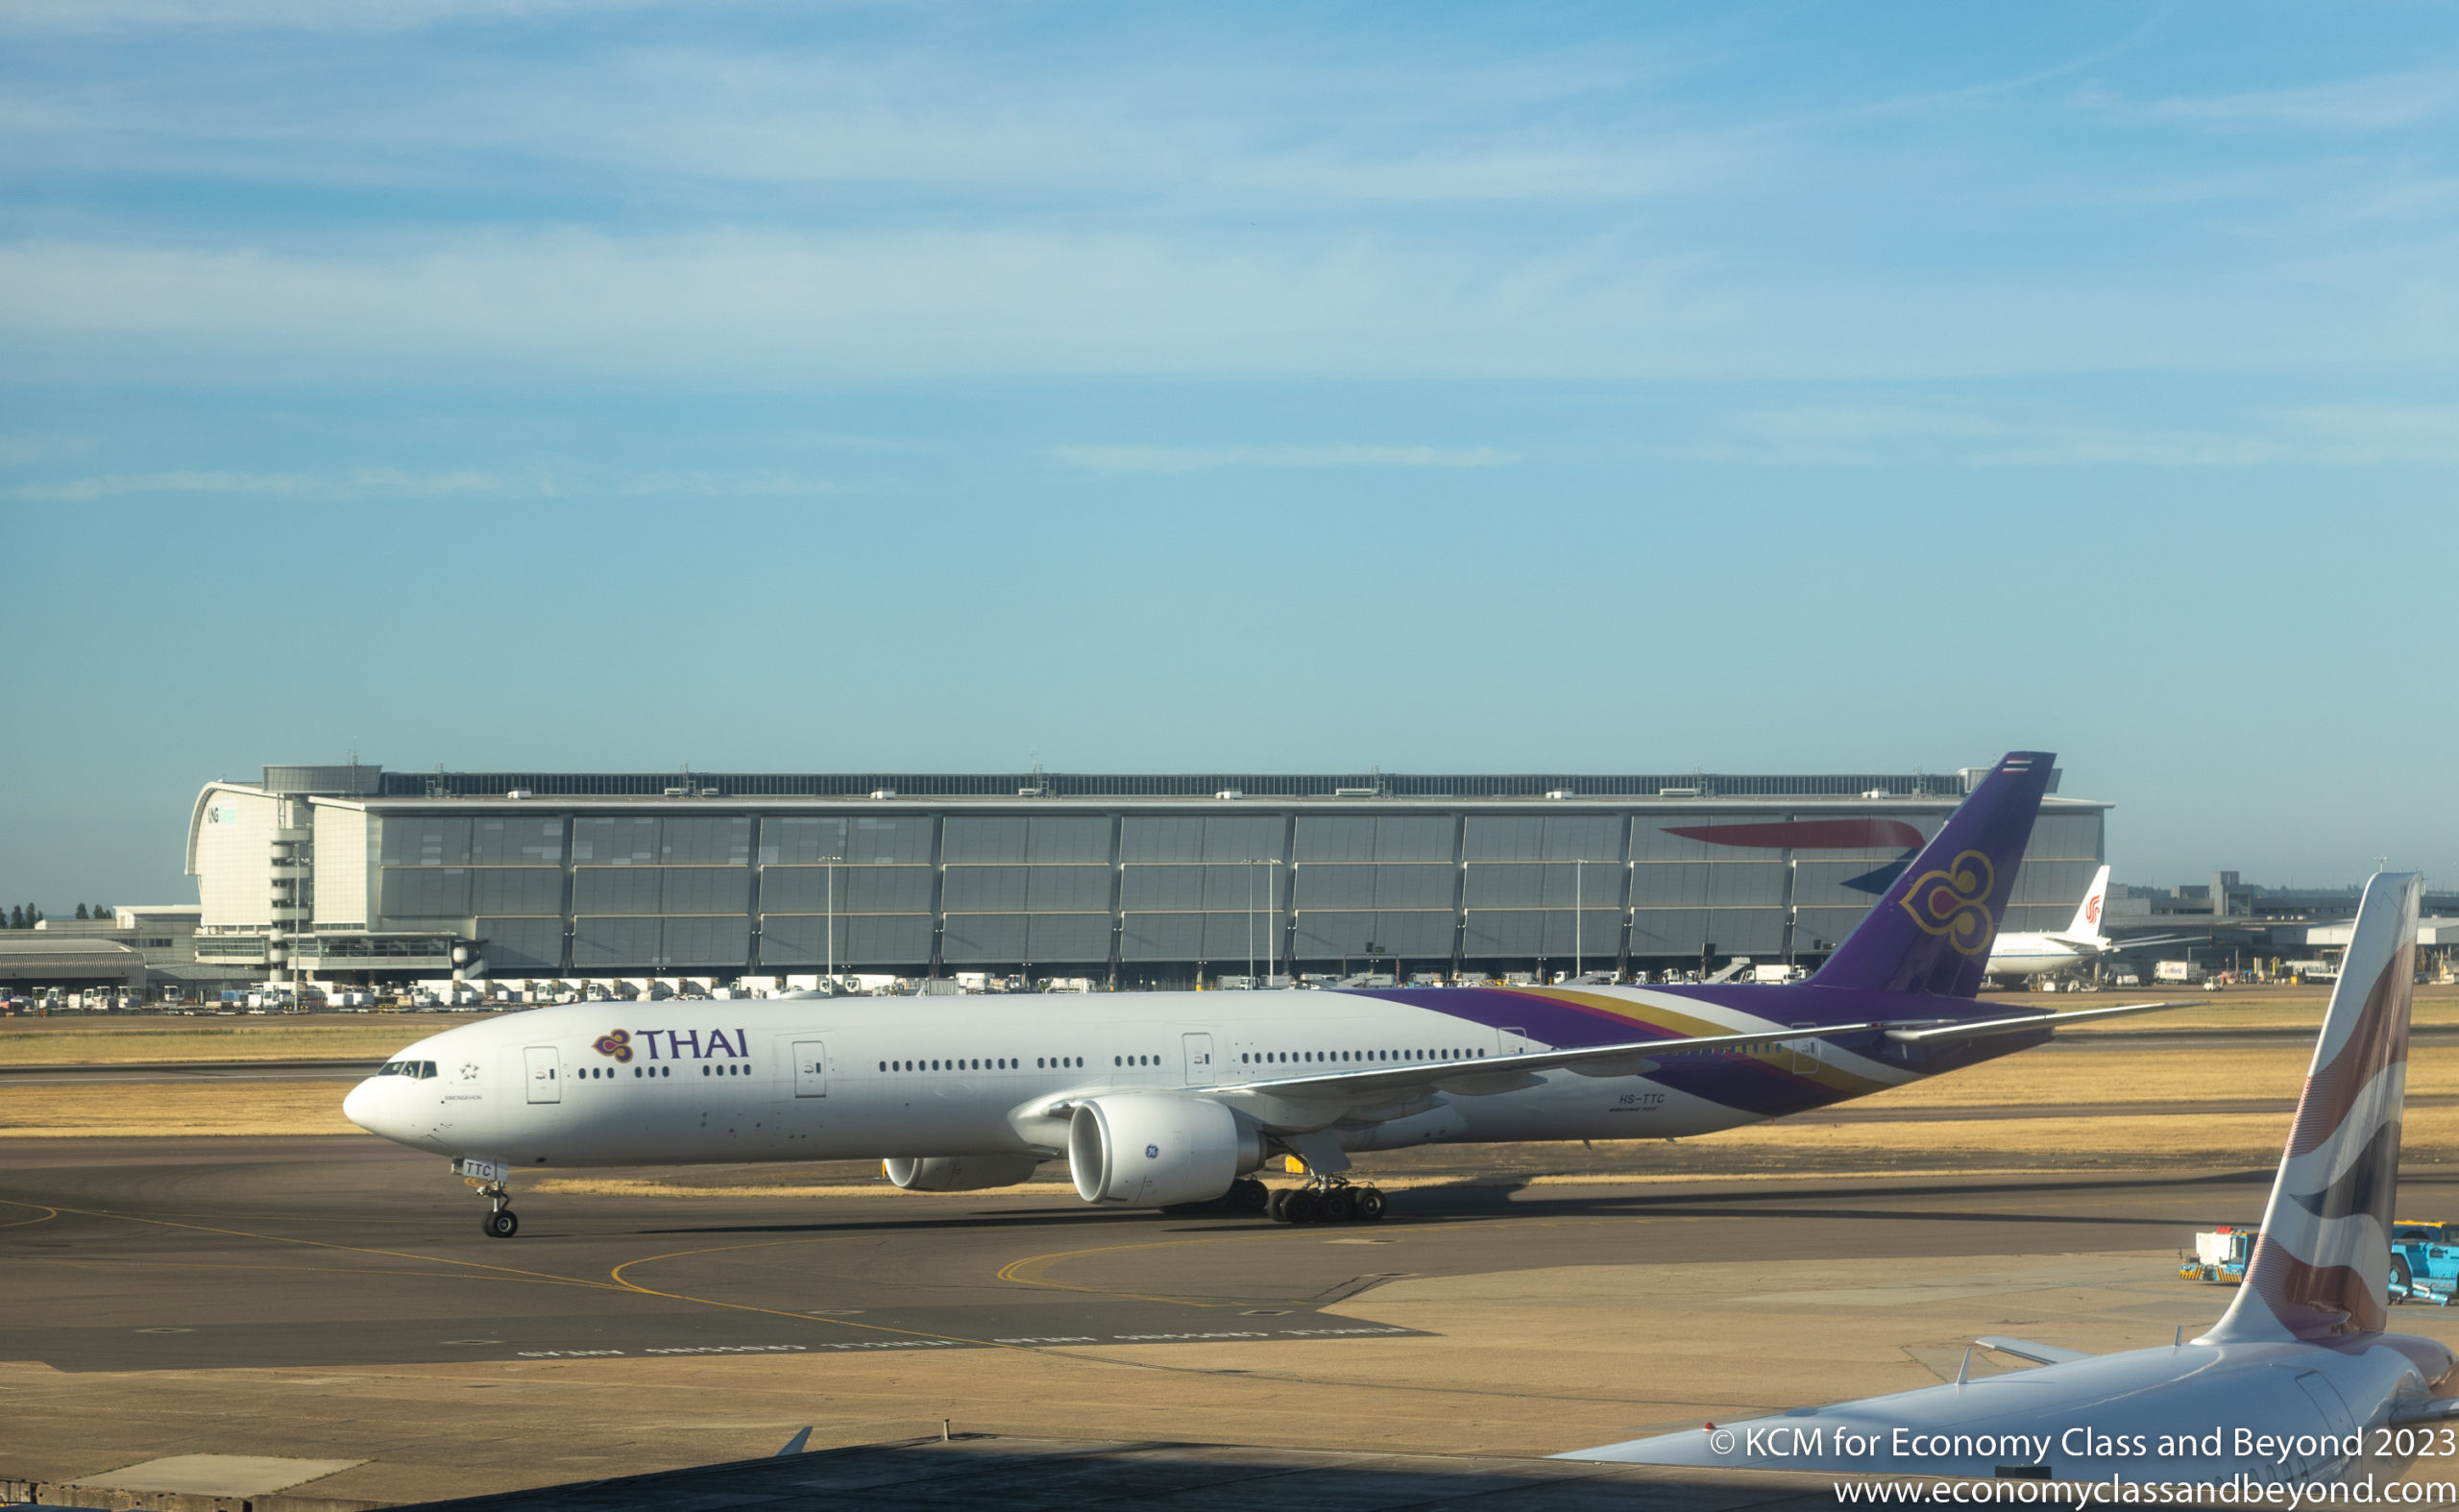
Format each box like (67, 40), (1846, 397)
(1811, 751), (2055, 998)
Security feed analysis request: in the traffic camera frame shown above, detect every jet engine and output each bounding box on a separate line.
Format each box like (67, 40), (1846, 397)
(882, 1155), (1044, 1192)
(1067, 1094), (1262, 1207)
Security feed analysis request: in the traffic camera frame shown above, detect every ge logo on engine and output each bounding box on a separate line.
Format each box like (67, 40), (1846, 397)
(1146, 1144), (1160, 1158)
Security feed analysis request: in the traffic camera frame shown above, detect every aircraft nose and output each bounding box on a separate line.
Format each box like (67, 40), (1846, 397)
(342, 1077), (381, 1133)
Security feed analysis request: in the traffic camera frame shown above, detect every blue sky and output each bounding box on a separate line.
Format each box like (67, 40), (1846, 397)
(5, 2), (2457, 907)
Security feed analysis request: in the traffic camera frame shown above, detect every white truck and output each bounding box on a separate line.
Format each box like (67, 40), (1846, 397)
(2154, 960), (2200, 986)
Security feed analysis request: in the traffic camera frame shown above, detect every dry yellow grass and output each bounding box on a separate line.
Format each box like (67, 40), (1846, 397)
(0, 1019), (466, 1065)
(1846, 1040), (2459, 1109)
(1987, 984), (2459, 1034)
(0, 1081), (361, 1136)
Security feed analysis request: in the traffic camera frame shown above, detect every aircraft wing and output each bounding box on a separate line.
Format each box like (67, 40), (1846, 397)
(1884, 999), (2203, 1044)
(2104, 932), (2211, 951)
(1153, 999), (2198, 1129)
(1209, 1021), (1896, 1108)
(1974, 1335), (2092, 1366)
(1015, 1023), (1908, 1145)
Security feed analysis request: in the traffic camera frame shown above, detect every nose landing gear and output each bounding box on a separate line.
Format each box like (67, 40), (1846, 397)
(470, 1178), (518, 1238)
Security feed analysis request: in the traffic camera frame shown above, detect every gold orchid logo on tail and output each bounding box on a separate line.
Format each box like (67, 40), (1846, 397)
(1897, 850), (1996, 955)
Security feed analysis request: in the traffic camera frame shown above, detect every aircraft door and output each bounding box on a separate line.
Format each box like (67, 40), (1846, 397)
(1789, 1022), (1820, 1075)
(523, 1044), (561, 1104)
(792, 1039), (829, 1098)
(2294, 1372), (2355, 1437)
(1181, 1033), (1214, 1085)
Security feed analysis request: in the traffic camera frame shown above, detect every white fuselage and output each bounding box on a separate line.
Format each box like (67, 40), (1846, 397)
(341, 989), (1914, 1173)
(1985, 931), (2106, 977)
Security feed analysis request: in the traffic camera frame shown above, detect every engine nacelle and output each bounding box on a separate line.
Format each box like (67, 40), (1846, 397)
(882, 1154), (1043, 1192)
(1067, 1094), (1262, 1207)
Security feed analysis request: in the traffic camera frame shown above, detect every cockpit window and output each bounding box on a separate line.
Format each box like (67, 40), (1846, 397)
(374, 1060), (438, 1079)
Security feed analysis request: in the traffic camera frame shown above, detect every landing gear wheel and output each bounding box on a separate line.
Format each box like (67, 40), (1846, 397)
(484, 1208), (519, 1239)
(1267, 1188), (1293, 1224)
(1319, 1186), (1357, 1223)
(1282, 1188), (1320, 1225)
(1233, 1178), (1270, 1212)
(1354, 1186), (1387, 1222)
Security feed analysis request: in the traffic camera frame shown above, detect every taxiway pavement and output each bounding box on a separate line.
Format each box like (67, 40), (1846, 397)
(11, 1135), (2459, 1505)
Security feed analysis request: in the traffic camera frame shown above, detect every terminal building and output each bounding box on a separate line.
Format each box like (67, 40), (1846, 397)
(181, 763), (2109, 989)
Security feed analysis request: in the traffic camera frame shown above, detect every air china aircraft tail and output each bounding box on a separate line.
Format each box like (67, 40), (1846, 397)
(1813, 751), (2054, 997)
(2065, 864), (2112, 943)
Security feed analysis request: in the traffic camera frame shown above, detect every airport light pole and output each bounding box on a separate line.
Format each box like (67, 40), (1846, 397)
(1245, 859), (1255, 986)
(1266, 859), (1278, 987)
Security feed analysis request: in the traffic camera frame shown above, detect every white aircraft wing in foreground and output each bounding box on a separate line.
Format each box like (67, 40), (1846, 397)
(1559, 871), (2444, 1489)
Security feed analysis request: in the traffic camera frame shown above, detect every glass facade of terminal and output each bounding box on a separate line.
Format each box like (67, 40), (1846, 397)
(341, 794), (2106, 984)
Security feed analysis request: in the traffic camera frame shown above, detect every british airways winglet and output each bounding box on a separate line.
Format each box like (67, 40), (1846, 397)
(345, 751), (2192, 1236)
(1563, 870), (2448, 1488)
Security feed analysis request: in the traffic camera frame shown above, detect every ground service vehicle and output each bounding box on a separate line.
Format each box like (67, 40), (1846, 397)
(2180, 1225), (2255, 1282)
(2391, 1220), (2459, 1304)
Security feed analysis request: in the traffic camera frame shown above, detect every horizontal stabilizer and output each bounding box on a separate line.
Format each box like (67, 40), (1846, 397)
(1974, 1334), (2091, 1366)
(2392, 1401), (2459, 1428)
(777, 1427), (813, 1456)
(1885, 1000), (2202, 1043)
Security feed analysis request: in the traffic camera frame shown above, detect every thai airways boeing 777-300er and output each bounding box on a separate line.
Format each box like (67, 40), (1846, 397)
(346, 750), (2187, 1237)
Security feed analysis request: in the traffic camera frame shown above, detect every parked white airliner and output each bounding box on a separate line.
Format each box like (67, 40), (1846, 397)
(1564, 871), (2452, 1488)
(345, 752), (2193, 1238)
(1984, 865), (2116, 978)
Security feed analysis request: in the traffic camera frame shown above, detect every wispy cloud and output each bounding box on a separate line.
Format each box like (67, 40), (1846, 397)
(13, 225), (2454, 383)
(0, 433), (98, 466)
(2141, 70), (2459, 133)
(1052, 444), (1513, 476)
(1, 466), (839, 501)
(0, 0), (642, 33)
(1641, 397), (2459, 470)
(2276, 403), (2459, 463)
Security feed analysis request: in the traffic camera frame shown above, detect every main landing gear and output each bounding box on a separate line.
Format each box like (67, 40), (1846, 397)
(1268, 1178), (1387, 1226)
(473, 1181), (518, 1239)
(1163, 1178), (1273, 1217)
